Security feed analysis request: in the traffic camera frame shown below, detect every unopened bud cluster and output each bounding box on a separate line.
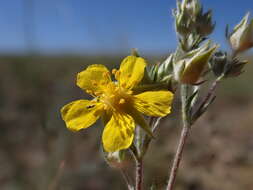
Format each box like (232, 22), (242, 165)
(174, 0), (215, 51)
(147, 0), (252, 89)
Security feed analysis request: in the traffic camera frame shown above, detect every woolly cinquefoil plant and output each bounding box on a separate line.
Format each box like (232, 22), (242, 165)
(61, 0), (252, 189)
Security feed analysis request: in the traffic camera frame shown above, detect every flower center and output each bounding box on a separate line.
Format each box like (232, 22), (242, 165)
(101, 82), (132, 111)
(87, 68), (133, 112)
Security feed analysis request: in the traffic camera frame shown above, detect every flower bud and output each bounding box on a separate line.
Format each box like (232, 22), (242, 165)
(183, 0), (201, 17)
(195, 10), (215, 36)
(174, 41), (218, 84)
(174, 0), (214, 38)
(228, 13), (253, 54)
(103, 150), (129, 169)
(209, 51), (227, 77)
(174, 0), (198, 36)
(209, 51), (248, 78)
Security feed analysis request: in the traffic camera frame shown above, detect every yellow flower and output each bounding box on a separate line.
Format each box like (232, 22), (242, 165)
(61, 55), (174, 152)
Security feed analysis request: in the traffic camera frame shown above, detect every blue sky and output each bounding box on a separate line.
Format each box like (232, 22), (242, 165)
(0, 0), (252, 54)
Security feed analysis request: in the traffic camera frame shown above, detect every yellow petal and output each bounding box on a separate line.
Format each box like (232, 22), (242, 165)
(77, 64), (111, 94)
(119, 55), (147, 89)
(102, 112), (135, 152)
(133, 91), (174, 117)
(61, 100), (103, 131)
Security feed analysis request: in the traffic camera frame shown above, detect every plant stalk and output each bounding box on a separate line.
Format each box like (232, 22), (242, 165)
(132, 125), (144, 190)
(135, 158), (143, 190)
(166, 84), (191, 190)
(166, 76), (223, 190)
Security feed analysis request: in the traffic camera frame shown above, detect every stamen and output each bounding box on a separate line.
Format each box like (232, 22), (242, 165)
(115, 86), (120, 92)
(103, 104), (109, 111)
(127, 90), (133, 95)
(90, 99), (97, 104)
(94, 91), (102, 96)
(127, 74), (131, 78)
(121, 83), (127, 88)
(86, 90), (93, 94)
(115, 71), (121, 79)
(119, 98), (125, 104)
(112, 69), (117, 75)
(103, 71), (110, 78)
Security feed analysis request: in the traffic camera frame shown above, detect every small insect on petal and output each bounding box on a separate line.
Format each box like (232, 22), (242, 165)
(86, 105), (95, 109)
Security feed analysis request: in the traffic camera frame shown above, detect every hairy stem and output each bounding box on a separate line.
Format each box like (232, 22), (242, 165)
(135, 158), (143, 190)
(166, 77), (223, 190)
(166, 84), (191, 190)
(166, 124), (190, 190)
(131, 125), (144, 190)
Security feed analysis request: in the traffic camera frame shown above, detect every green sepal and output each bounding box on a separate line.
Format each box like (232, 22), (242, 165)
(185, 89), (199, 123)
(127, 108), (154, 138)
(181, 42), (218, 84)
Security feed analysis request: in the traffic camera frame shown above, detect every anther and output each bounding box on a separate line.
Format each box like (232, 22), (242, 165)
(115, 71), (121, 79)
(86, 90), (93, 94)
(115, 86), (120, 91)
(103, 105), (109, 111)
(90, 100), (97, 104)
(103, 71), (110, 78)
(127, 90), (133, 95)
(112, 69), (117, 75)
(119, 98), (126, 104)
(121, 83), (127, 88)
(94, 91), (102, 96)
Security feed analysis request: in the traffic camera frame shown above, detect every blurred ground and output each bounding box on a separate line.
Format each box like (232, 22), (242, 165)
(0, 55), (253, 190)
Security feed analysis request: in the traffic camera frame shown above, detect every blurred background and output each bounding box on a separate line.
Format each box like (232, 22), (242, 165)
(0, 0), (253, 189)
